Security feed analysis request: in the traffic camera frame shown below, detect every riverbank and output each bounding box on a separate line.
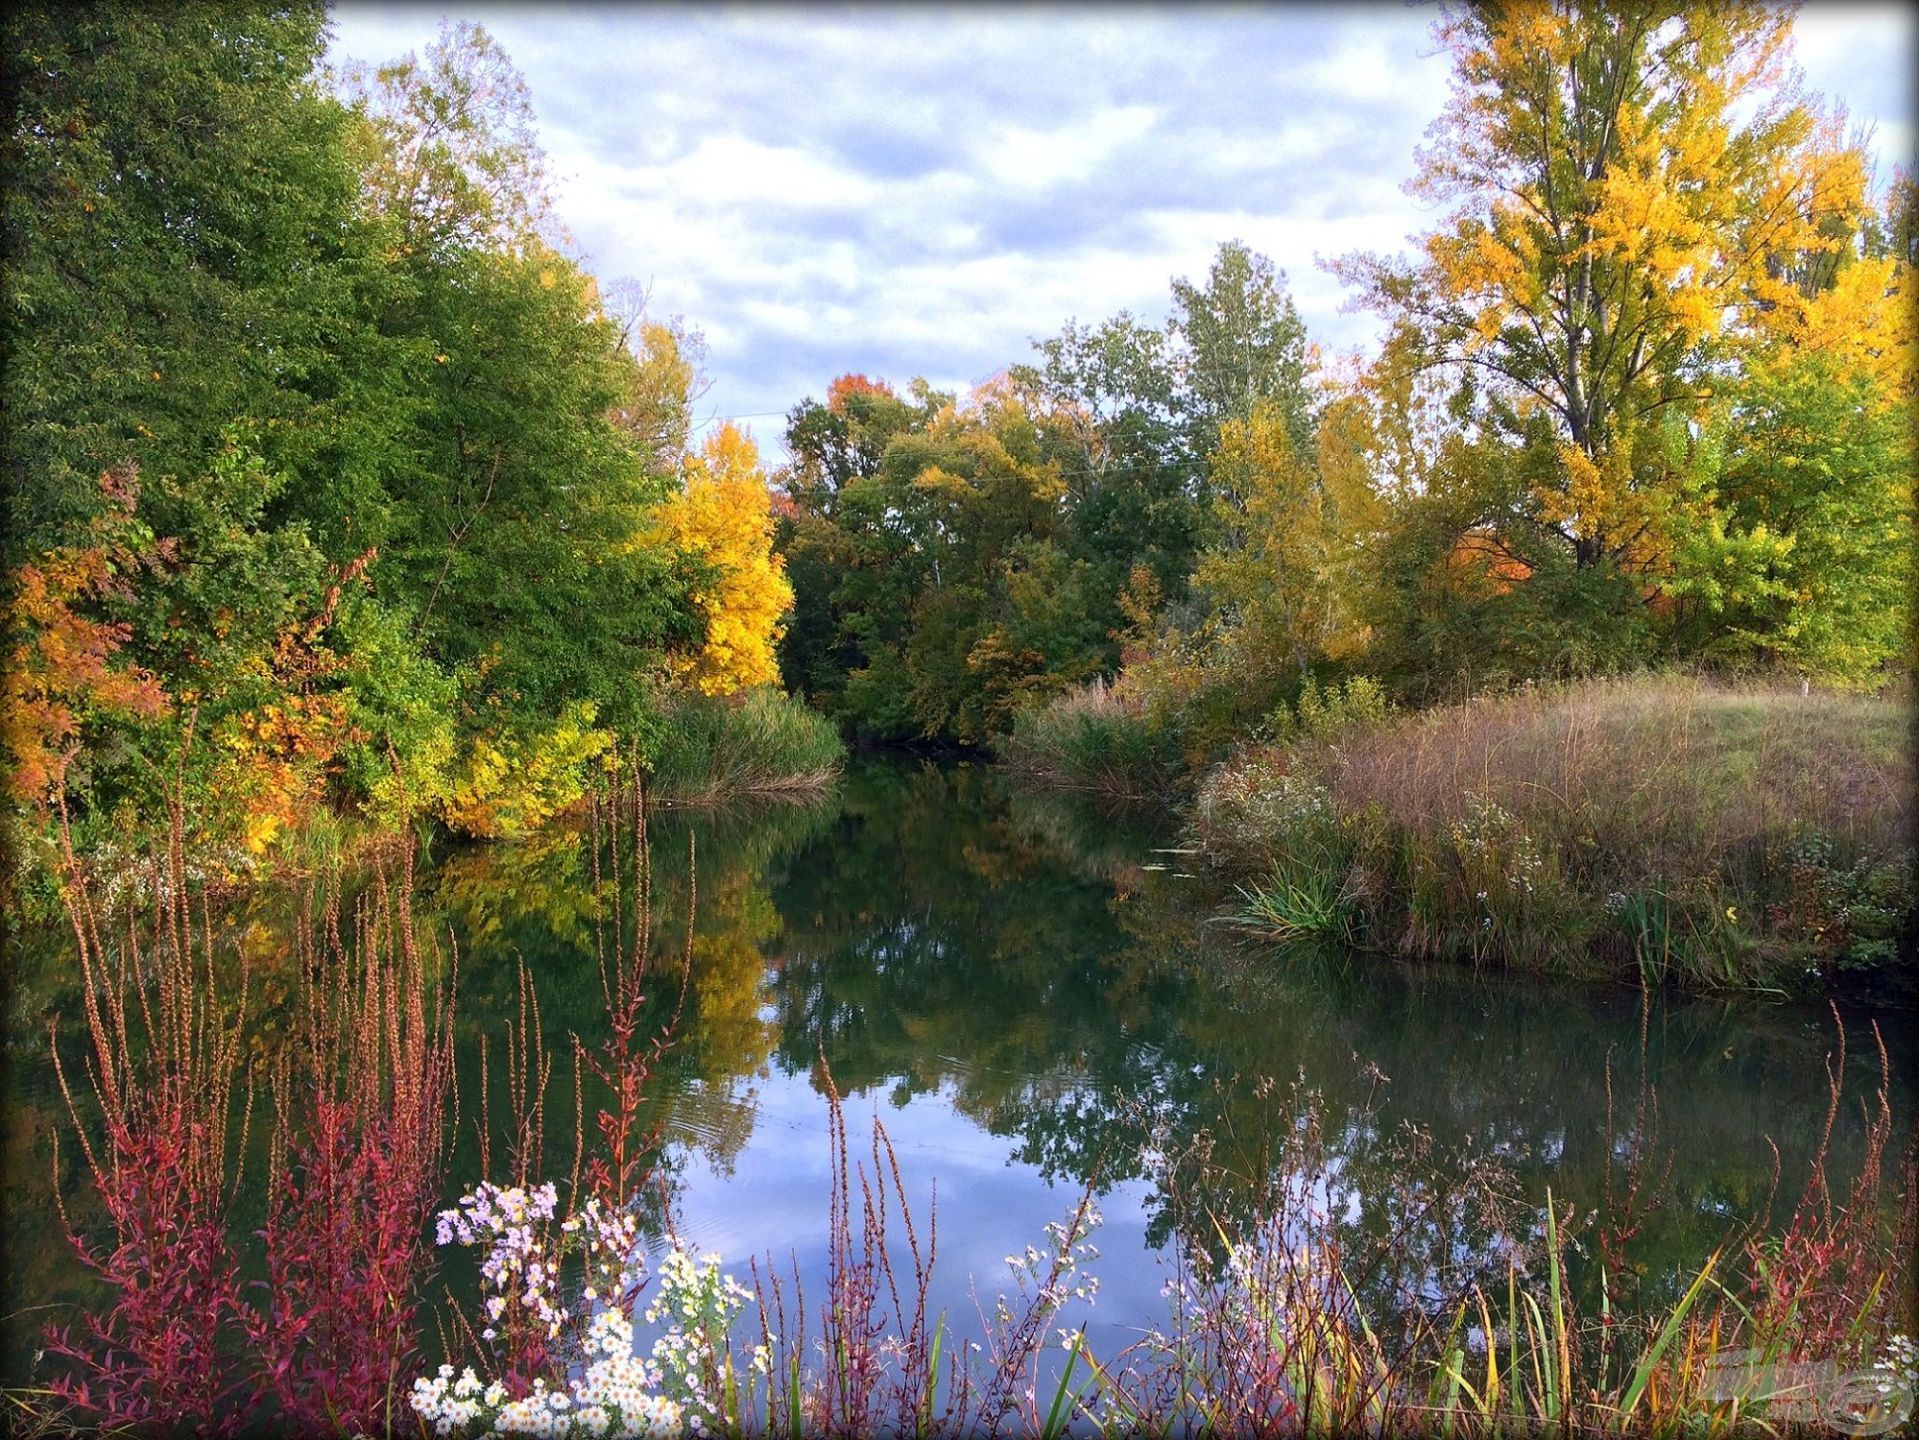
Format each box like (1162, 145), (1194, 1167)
(1192, 674), (1913, 991)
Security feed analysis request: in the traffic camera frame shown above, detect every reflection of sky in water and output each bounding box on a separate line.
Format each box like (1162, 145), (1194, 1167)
(612, 755), (1915, 1382)
(646, 1067), (1170, 1367)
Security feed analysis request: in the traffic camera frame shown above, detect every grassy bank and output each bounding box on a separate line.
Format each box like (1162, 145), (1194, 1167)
(1196, 674), (1914, 989)
(644, 687), (845, 805)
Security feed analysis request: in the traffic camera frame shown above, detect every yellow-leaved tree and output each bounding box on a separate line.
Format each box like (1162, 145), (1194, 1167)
(1337, 0), (1873, 575)
(653, 423), (793, 695)
(1197, 402), (1347, 684)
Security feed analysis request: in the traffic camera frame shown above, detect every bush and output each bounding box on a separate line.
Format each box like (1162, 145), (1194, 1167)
(1192, 751), (1340, 873)
(438, 702), (614, 840)
(644, 688), (844, 805)
(1266, 674), (1393, 742)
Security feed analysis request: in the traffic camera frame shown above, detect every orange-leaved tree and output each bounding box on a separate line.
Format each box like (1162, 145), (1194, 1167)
(2, 467), (169, 811)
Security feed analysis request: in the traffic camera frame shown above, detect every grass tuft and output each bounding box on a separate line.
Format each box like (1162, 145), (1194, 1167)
(645, 688), (844, 805)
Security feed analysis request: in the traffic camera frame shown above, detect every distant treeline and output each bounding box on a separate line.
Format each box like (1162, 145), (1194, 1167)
(772, 3), (1913, 756)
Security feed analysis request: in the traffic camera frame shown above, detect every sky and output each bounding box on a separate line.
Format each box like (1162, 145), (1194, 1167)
(326, 2), (1917, 456)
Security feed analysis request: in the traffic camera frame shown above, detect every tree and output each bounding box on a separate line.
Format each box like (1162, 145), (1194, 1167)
(773, 372), (1114, 744)
(1338, 1), (1872, 573)
(335, 19), (551, 256)
(607, 305), (709, 476)
(1171, 240), (1314, 457)
(1018, 313), (1202, 619)
(1195, 404), (1344, 684)
(2, 0), (400, 562)
(1691, 348), (1914, 681)
(652, 424), (793, 696)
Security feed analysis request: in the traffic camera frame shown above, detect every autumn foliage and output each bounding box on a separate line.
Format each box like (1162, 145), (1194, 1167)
(3, 468), (168, 806)
(652, 423), (793, 697)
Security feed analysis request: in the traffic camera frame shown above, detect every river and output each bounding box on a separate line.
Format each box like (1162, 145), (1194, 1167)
(4, 752), (1911, 1393)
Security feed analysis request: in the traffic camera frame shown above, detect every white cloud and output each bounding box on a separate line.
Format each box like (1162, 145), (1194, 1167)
(979, 103), (1159, 190)
(326, 2), (1916, 455)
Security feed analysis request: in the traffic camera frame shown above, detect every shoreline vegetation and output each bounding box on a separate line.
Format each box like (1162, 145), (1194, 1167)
(643, 689), (845, 808)
(2, 8), (841, 917)
(1008, 671), (1914, 993)
(12, 773), (1916, 1439)
(5, 1), (1916, 1433)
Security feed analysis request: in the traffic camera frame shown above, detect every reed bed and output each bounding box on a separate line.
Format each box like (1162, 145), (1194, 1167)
(1000, 675), (1185, 802)
(644, 690), (844, 806)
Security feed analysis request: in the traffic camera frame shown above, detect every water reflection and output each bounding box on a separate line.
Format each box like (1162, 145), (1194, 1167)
(4, 754), (1910, 1386)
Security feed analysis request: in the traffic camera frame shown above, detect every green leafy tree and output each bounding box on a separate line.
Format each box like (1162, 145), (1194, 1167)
(1170, 240), (1314, 458)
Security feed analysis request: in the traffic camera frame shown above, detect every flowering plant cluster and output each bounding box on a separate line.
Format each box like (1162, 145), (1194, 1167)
(410, 1309), (682, 1438)
(998, 1201), (1104, 1320)
(1865, 1332), (1917, 1400)
(435, 1182), (646, 1352)
(644, 1246), (772, 1430)
(417, 1179), (775, 1438)
(1448, 792), (1546, 898)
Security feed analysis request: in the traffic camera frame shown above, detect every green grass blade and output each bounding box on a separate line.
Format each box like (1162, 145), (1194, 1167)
(918, 1315), (946, 1439)
(1619, 1247), (1720, 1422)
(1040, 1326), (1086, 1440)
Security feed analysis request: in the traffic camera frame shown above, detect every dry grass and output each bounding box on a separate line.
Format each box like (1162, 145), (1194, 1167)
(1201, 673), (1914, 985)
(1315, 673), (1907, 877)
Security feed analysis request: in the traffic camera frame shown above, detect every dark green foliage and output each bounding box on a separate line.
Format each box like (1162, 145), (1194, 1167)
(3, 7), (737, 862)
(6, 3), (334, 543)
(776, 242), (1322, 749)
(1000, 680), (1184, 800)
(775, 377), (1113, 745)
(377, 240), (701, 735)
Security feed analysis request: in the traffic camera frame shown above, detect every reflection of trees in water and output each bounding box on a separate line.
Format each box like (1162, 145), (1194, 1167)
(757, 758), (1914, 1324)
(1001, 780), (1179, 888)
(429, 792), (838, 1183)
(9, 757), (1910, 1380)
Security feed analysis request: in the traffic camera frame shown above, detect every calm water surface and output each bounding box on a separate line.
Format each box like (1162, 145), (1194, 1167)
(5, 754), (1911, 1382)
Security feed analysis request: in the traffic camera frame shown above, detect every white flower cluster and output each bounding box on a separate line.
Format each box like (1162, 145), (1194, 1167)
(1198, 763), (1337, 860)
(436, 1183), (647, 1348)
(437, 1182), (569, 1340)
(408, 1313), (684, 1439)
(997, 1201), (1104, 1319)
(412, 1364), (508, 1434)
(1448, 792), (1546, 897)
(565, 1197), (647, 1305)
(487, 1375), (680, 1439)
(1870, 1332), (1918, 1393)
(643, 1247), (765, 1427)
(416, 1178), (707, 1438)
